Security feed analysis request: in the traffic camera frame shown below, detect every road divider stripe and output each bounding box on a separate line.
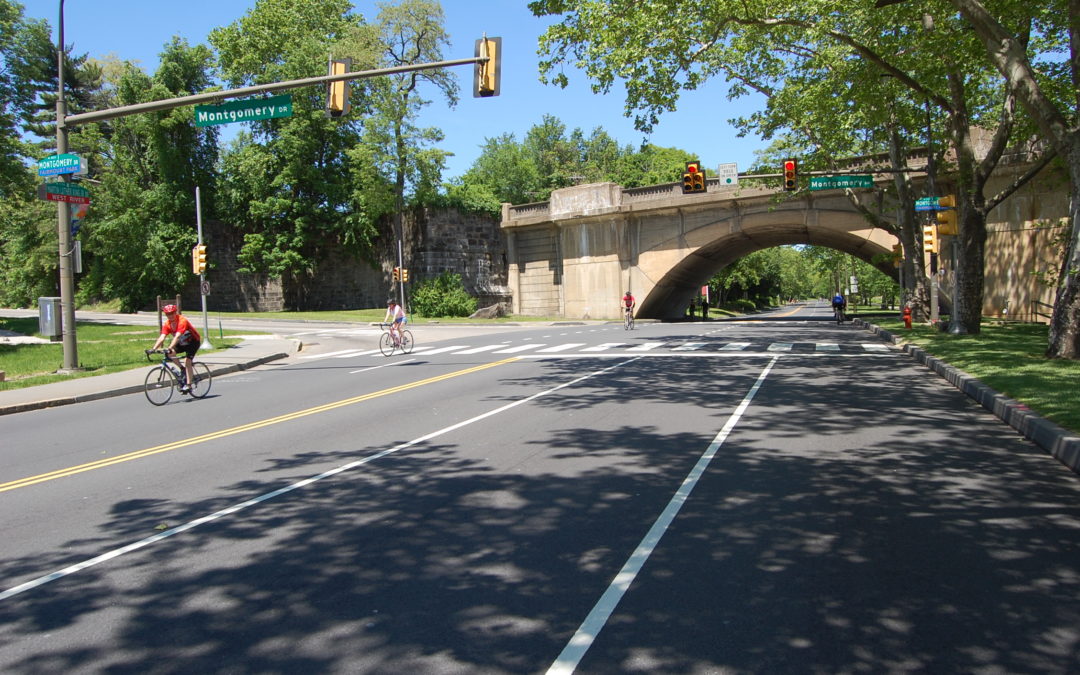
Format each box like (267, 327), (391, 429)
(0, 358), (519, 494)
(0, 356), (640, 602)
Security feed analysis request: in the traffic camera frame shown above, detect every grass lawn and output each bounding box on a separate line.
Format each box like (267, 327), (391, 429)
(873, 318), (1079, 435)
(0, 317), (247, 391)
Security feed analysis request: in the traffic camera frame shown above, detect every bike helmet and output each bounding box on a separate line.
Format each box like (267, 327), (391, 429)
(162, 304), (178, 314)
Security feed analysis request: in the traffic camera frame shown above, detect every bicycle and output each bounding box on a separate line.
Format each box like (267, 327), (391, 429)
(623, 308), (634, 330)
(379, 322), (414, 356)
(833, 306), (846, 324)
(143, 349), (212, 405)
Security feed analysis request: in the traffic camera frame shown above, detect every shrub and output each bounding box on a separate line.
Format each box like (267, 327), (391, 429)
(410, 271), (478, 318)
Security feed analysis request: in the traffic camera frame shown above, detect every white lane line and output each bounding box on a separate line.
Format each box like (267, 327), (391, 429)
(349, 359), (415, 374)
(626, 343), (664, 351)
(494, 344), (546, 354)
(862, 343), (890, 352)
(537, 343), (587, 353)
(0, 357), (641, 603)
(453, 344), (505, 355)
(547, 355), (781, 675)
(767, 343), (793, 352)
(816, 343), (841, 352)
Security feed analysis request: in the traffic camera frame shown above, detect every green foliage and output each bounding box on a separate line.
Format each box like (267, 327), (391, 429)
(410, 271), (477, 318)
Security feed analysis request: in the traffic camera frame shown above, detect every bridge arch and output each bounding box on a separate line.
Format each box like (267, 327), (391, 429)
(503, 182), (897, 320)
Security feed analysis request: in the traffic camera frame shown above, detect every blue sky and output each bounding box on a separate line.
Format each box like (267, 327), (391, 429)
(22, 0), (767, 183)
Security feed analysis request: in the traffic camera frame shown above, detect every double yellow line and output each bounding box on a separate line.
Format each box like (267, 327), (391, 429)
(1, 358), (518, 494)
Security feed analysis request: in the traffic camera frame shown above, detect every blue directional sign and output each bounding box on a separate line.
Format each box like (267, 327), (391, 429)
(38, 153), (82, 176)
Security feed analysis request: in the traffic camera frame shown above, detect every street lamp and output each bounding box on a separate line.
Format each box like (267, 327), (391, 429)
(55, 0), (79, 371)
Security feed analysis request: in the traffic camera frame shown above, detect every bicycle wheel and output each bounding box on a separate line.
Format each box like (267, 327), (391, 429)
(189, 362), (212, 398)
(379, 332), (395, 356)
(144, 366), (177, 406)
(400, 330), (415, 354)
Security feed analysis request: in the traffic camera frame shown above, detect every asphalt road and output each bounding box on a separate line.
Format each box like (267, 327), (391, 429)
(1, 303), (1078, 674)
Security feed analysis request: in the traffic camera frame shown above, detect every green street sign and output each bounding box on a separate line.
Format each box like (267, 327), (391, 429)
(809, 175), (874, 191)
(38, 181), (91, 204)
(194, 94), (293, 127)
(38, 153), (82, 176)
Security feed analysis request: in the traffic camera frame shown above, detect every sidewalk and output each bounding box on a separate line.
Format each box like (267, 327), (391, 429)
(0, 336), (301, 416)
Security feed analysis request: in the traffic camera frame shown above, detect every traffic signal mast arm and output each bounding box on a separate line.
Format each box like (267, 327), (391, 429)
(61, 53), (495, 129)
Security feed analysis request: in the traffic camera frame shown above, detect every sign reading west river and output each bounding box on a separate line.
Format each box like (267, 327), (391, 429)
(194, 94), (293, 127)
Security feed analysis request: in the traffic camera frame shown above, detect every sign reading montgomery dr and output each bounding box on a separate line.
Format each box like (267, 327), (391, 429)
(38, 153), (83, 176)
(194, 94), (293, 127)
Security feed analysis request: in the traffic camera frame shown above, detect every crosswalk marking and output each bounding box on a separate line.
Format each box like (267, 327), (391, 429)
(673, 342), (708, 351)
(453, 344), (509, 354)
(861, 343), (890, 352)
(816, 343), (840, 352)
(768, 343), (793, 352)
(332, 349), (380, 358)
(416, 345), (472, 355)
(494, 344), (546, 354)
(719, 342), (751, 351)
(537, 343), (586, 353)
(300, 348), (364, 359)
(581, 343), (625, 352)
(627, 343), (664, 351)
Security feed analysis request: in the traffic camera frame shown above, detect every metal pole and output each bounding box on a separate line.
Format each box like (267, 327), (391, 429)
(56, 0), (79, 372)
(397, 237), (405, 312)
(196, 186), (212, 349)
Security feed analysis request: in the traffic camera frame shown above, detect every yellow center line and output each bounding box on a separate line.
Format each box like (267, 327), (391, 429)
(1, 358), (519, 494)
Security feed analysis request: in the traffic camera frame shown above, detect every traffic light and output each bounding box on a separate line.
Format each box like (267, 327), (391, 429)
(192, 244), (207, 275)
(392, 266), (400, 282)
(401, 268), (409, 283)
(936, 194), (958, 235)
(682, 161), (706, 194)
(474, 36), (501, 97)
(327, 58), (351, 117)
(891, 243), (903, 267)
(922, 223), (937, 254)
(782, 159), (798, 191)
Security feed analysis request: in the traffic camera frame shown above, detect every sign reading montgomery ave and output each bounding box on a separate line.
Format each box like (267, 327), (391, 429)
(194, 94), (293, 127)
(809, 175), (874, 190)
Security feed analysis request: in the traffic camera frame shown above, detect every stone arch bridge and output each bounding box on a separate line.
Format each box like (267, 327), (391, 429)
(500, 167), (1064, 322)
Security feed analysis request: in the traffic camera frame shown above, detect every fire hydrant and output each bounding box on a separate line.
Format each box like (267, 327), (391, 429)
(903, 306), (913, 330)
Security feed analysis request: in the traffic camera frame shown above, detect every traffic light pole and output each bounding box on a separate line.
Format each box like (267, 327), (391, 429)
(54, 0), (80, 372)
(195, 186), (212, 350)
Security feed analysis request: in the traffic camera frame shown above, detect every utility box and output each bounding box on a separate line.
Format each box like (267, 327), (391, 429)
(38, 296), (62, 340)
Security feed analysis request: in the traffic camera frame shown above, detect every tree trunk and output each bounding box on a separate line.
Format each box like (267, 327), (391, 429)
(1047, 141), (1080, 358)
(951, 209), (987, 333)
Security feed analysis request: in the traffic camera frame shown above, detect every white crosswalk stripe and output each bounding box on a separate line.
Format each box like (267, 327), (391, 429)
(627, 342), (664, 351)
(767, 343), (793, 352)
(417, 345), (473, 355)
(719, 342), (751, 351)
(494, 344), (546, 354)
(816, 343), (841, 352)
(672, 342), (708, 351)
(537, 343), (587, 353)
(581, 343), (626, 352)
(861, 343), (891, 352)
(453, 344), (508, 354)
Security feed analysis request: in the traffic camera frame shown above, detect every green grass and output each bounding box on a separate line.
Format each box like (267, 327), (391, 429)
(0, 317), (248, 391)
(873, 318), (1079, 435)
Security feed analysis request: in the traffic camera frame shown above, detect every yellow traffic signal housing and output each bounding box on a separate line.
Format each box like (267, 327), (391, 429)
(327, 58), (351, 118)
(936, 194), (958, 235)
(783, 158), (798, 191)
(922, 224), (937, 254)
(392, 266), (400, 282)
(474, 37), (502, 97)
(682, 161), (706, 194)
(891, 243), (902, 268)
(401, 268), (409, 283)
(192, 244), (207, 275)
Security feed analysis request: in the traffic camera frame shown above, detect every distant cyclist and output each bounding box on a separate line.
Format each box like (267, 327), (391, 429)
(621, 290), (636, 322)
(150, 304), (201, 394)
(831, 292), (847, 322)
(384, 299), (406, 344)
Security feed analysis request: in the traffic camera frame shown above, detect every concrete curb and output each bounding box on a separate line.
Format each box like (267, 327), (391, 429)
(0, 351), (291, 417)
(858, 320), (1080, 474)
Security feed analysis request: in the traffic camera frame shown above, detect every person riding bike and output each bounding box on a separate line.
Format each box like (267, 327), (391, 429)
(831, 292), (847, 320)
(622, 290), (636, 322)
(150, 304), (201, 394)
(383, 299), (407, 345)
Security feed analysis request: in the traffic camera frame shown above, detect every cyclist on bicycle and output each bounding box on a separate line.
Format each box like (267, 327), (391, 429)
(831, 292), (847, 319)
(384, 299), (406, 345)
(622, 290), (636, 322)
(151, 304), (201, 394)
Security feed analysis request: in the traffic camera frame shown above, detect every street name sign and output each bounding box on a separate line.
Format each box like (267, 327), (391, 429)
(38, 181), (91, 204)
(809, 175), (873, 190)
(195, 94), (293, 127)
(915, 196), (939, 211)
(38, 153), (83, 176)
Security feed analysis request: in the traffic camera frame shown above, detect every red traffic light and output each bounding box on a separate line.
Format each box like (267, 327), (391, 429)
(686, 162), (699, 173)
(782, 158), (797, 191)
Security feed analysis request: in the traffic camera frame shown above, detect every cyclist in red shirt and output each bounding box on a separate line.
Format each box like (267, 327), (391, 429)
(151, 304), (201, 394)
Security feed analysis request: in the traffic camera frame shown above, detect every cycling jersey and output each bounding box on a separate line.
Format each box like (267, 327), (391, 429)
(160, 314), (201, 345)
